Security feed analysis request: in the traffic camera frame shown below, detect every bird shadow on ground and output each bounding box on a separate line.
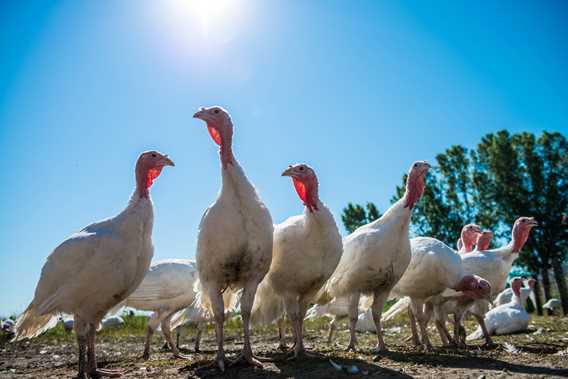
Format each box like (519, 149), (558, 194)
(377, 348), (568, 377)
(180, 350), (413, 379)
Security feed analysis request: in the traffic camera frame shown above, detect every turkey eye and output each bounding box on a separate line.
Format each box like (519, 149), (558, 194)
(414, 163), (417, 167)
(152, 153), (157, 157)
(214, 109), (220, 114)
(299, 166), (305, 171)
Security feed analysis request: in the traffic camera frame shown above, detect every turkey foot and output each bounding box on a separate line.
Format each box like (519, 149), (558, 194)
(278, 341), (288, 351)
(197, 352), (230, 373)
(481, 340), (497, 350)
(230, 350), (264, 369)
(89, 368), (124, 378)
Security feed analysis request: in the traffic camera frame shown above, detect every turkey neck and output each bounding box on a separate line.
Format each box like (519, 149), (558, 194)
(509, 225), (530, 253)
(134, 161), (154, 201)
(460, 232), (475, 252)
(511, 286), (523, 307)
(219, 124), (234, 169)
(301, 175), (320, 213)
(403, 172), (426, 209)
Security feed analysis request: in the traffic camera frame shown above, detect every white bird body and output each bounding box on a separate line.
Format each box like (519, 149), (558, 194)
(16, 198), (154, 339)
(436, 217), (537, 347)
(391, 237), (464, 300)
(328, 202), (412, 300)
(2, 319), (15, 335)
(193, 106), (273, 369)
(13, 151), (174, 378)
(460, 249), (517, 297)
(543, 298), (561, 311)
(305, 297), (372, 344)
(494, 283), (534, 308)
(125, 259), (198, 312)
(251, 163), (342, 357)
(467, 277), (530, 340)
(384, 237), (490, 348)
(253, 207), (342, 323)
(324, 161), (430, 352)
(121, 259), (200, 359)
(100, 316), (124, 330)
(305, 297), (351, 321)
(197, 160), (273, 294)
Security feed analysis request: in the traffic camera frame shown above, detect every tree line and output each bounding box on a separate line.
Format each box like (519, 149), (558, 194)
(341, 130), (568, 315)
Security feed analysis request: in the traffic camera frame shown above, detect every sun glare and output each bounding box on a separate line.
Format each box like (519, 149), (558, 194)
(164, 0), (242, 39)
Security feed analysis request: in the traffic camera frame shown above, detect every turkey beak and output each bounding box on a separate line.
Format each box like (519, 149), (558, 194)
(281, 167), (294, 177)
(161, 155), (175, 167)
(193, 108), (205, 120)
(529, 219), (538, 226)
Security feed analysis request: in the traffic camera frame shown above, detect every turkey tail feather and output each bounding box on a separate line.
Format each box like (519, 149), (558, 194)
(251, 280), (283, 325)
(192, 279), (240, 317)
(13, 304), (59, 341)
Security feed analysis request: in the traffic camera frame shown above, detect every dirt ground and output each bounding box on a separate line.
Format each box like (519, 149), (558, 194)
(1, 315), (568, 378)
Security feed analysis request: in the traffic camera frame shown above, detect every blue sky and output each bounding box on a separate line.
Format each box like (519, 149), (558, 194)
(1, 0), (567, 315)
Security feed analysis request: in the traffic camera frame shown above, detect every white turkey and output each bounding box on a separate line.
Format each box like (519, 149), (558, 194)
(14, 151), (174, 378)
(117, 259), (199, 360)
(494, 278), (536, 308)
(168, 279), (240, 354)
(475, 230), (493, 251)
(382, 237), (491, 349)
(193, 106), (273, 371)
(323, 161), (430, 352)
(467, 277), (530, 340)
(305, 297), (352, 344)
(170, 305), (209, 353)
(1, 319), (15, 337)
(543, 298), (561, 314)
(100, 316), (124, 330)
(251, 163), (342, 358)
(456, 224), (482, 253)
(436, 217), (537, 347)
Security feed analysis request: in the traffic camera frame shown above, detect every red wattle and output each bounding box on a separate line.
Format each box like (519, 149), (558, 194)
(292, 178), (307, 204)
(207, 126), (222, 146)
(146, 167), (163, 188)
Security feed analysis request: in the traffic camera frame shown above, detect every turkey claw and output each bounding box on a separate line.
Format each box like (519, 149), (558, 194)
(230, 352), (264, 368)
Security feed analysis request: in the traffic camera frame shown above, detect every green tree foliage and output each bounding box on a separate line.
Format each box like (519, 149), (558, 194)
(341, 202), (382, 234)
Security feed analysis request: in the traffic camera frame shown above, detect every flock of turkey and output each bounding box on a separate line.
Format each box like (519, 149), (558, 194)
(12, 106), (541, 378)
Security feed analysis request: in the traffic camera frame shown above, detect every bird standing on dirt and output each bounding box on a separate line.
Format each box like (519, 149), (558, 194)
(251, 163), (342, 358)
(435, 217), (538, 347)
(14, 151), (174, 378)
(193, 106), (273, 371)
(324, 161), (430, 352)
(383, 237), (491, 350)
(117, 259), (200, 360)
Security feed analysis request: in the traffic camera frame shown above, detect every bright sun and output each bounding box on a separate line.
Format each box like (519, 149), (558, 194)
(165, 0), (241, 38)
